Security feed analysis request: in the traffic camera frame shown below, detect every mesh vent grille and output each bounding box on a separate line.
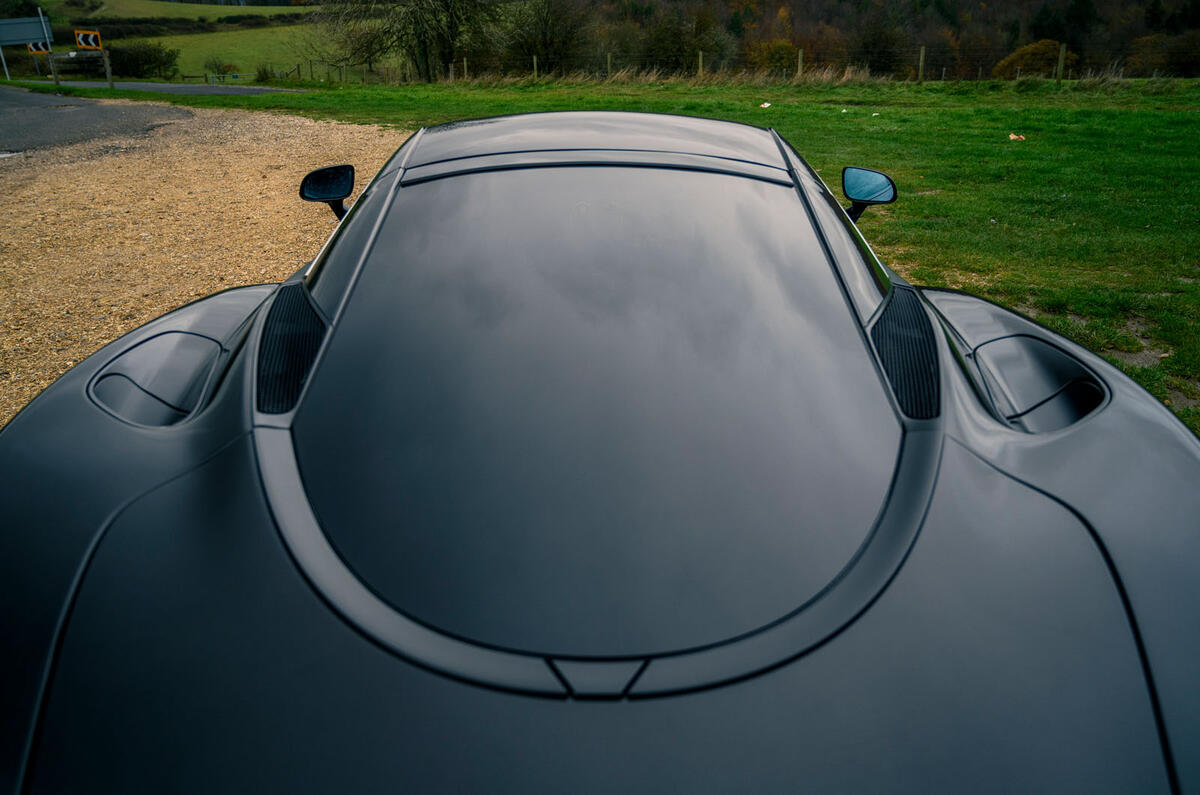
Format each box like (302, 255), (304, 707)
(257, 284), (326, 414)
(870, 287), (940, 419)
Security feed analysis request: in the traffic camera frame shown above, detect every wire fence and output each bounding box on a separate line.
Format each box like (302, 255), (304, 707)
(6, 40), (1194, 84)
(251, 44), (1193, 86)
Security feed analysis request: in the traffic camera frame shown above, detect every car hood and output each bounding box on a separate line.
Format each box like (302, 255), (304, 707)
(290, 165), (902, 658)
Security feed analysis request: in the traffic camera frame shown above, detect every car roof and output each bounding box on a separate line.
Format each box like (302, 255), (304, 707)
(406, 111), (790, 174)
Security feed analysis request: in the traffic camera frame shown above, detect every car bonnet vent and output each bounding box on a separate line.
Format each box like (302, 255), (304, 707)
(870, 287), (940, 419)
(257, 284), (326, 413)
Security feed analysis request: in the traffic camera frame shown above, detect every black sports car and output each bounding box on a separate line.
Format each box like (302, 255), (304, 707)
(3, 111), (1198, 794)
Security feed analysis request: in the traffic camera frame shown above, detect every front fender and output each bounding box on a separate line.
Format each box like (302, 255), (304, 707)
(923, 287), (1200, 794)
(0, 284), (274, 794)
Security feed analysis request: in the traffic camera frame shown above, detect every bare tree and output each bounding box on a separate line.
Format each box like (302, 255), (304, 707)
(298, 15), (394, 72)
(312, 0), (494, 81)
(503, 0), (590, 73)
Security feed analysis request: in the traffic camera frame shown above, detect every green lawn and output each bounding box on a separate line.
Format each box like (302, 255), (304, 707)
(45, 0), (312, 19)
(137, 23), (313, 73)
(21, 79), (1200, 432)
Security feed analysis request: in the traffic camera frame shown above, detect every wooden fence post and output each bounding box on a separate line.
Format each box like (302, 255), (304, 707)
(463, 56), (468, 80)
(102, 48), (113, 88)
(533, 54), (538, 79)
(48, 52), (60, 86)
(1056, 42), (1066, 85)
(697, 50), (703, 76)
(607, 51), (612, 77)
(796, 47), (803, 78)
(917, 45), (925, 83)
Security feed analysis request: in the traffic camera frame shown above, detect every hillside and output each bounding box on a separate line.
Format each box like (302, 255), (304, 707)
(42, 0), (311, 20)
(141, 23), (313, 74)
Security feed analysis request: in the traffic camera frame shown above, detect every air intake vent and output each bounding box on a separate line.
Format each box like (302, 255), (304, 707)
(870, 287), (940, 419)
(257, 284), (326, 413)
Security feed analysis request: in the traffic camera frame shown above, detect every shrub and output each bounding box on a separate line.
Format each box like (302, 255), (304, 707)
(67, 14), (306, 41)
(73, 17), (214, 38)
(255, 63), (274, 81)
(1124, 31), (1200, 78)
(992, 39), (1077, 79)
(745, 38), (797, 74)
(1127, 34), (1168, 76)
(1165, 30), (1200, 77)
(108, 41), (180, 78)
(225, 14), (270, 27)
(0, 0), (37, 13)
(203, 55), (238, 75)
(797, 22), (848, 70)
(924, 28), (962, 79)
(852, 17), (906, 75)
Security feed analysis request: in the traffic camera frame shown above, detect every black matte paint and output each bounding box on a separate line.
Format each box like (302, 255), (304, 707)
(2, 112), (1196, 795)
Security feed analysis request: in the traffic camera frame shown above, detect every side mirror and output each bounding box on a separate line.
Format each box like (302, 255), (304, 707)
(842, 167), (896, 222)
(300, 164), (355, 220)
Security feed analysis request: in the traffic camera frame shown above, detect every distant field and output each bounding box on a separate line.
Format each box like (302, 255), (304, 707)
(21, 79), (1200, 432)
(46, 0), (312, 19)
(138, 24), (312, 73)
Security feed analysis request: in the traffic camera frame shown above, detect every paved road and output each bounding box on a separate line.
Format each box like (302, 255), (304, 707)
(40, 80), (297, 96)
(0, 85), (193, 152)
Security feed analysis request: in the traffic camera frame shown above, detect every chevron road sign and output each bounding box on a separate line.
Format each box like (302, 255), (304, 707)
(74, 29), (102, 50)
(28, 40), (49, 53)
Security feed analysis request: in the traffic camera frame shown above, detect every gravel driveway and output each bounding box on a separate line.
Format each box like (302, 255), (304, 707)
(0, 99), (409, 426)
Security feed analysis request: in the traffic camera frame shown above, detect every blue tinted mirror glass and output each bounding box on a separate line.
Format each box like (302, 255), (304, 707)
(842, 167), (896, 204)
(301, 164), (355, 202)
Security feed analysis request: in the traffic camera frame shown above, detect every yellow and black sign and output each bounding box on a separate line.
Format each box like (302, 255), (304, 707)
(74, 29), (102, 50)
(27, 40), (49, 53)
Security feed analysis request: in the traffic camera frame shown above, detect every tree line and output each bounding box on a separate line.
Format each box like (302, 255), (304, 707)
(303, 0), (1200, 80)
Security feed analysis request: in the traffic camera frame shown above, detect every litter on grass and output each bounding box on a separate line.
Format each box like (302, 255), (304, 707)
(760, 102), (771, 108)
(1009, 133), (1026, 140)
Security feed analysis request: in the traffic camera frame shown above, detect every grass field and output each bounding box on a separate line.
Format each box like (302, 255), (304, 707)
(135, 24), (313, 73)
(45, 0), (311, 19)
(22, 78), (1200, 432)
